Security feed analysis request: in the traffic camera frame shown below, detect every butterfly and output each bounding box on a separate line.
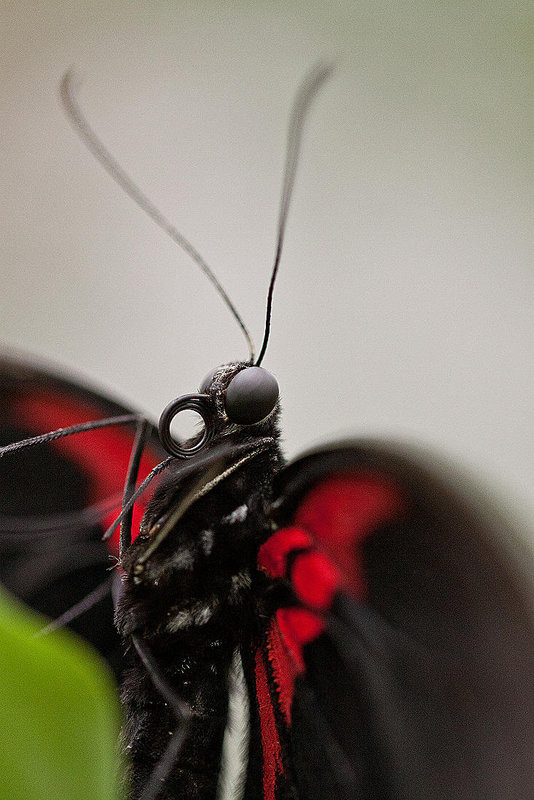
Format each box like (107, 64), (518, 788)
(1, 65), (533, 800)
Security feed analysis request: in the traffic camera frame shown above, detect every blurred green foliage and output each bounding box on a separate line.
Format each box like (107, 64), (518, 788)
(0, 588), (123, 800)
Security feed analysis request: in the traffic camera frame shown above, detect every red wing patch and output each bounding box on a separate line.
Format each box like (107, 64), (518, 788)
(260, 473), (404, 608)
(258, 471), (405, 731)
(294, 473), (404, 599)
(13, 389), (160, 553)
(275, 608), (324, 670)
(290, 551), (340, 611)
(258, 527), (312, 578)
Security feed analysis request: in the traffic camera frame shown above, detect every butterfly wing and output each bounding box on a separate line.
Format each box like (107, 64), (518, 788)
(259, 441), (534, 800)
(0, 352), (165, 668)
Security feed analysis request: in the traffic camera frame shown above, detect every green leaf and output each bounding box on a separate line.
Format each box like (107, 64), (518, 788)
(0, 588), (123, 800)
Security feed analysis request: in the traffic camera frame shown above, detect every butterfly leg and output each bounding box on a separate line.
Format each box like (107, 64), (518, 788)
(101, 456), (174, 542)
(120, 418), (151, 559)
(35, 577), (113, 637)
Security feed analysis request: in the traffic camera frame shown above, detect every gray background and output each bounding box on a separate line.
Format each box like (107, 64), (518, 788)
(2, 2), (532, 534)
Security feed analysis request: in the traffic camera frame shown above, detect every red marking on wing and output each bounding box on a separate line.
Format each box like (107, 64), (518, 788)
(266, 616), (304, 725)
(291, 551), (340, 611)
(255, 647), (284, 800)
(259, 472), (405, 723)
(14, 390), (159, 553)
(258, 526), (311, 577)
(276, 607), (324, 667)
(294, 474), (404, 599)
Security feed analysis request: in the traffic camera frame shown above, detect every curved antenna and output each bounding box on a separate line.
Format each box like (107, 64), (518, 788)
(255, 62), (334, 367)
(60, 70), (255, 363)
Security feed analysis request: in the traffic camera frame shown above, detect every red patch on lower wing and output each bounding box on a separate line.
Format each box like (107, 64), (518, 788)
(276, 607), (324, 670)
(266, 616), (305, 725)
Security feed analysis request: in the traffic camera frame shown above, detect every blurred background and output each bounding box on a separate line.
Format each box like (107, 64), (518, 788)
(1, 2), (532, 534)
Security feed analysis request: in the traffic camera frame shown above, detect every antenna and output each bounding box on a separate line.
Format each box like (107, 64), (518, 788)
(60, 65), (333, 368)
(60, 70), (256, 362)
(255, 63), (334, 366)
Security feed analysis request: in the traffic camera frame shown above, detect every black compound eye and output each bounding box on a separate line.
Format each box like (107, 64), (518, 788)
(225, 367), (279, 425)
(199, 367), (220, 393)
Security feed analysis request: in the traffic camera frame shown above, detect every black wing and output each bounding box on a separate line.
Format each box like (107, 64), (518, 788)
(260, 441), (534, 800)
(0, 351), (165, 671)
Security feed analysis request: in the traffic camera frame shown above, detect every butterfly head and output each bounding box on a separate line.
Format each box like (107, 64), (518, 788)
(158, 362), (279, 459)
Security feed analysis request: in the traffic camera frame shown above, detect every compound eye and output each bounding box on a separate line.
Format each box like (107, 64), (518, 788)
(225, 367), (279, 425)
(199, 367), (220, 393)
